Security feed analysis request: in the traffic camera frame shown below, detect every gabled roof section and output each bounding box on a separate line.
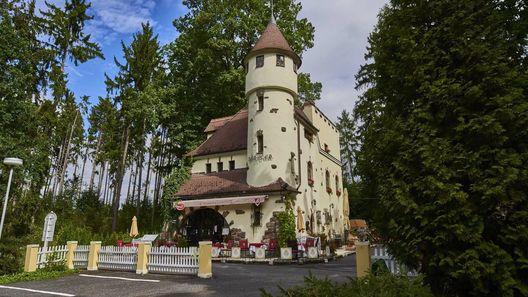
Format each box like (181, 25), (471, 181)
(294, 106), (318, 133)
(245, 20), (301, 67)
(204, 115), (234, 133)
(175, 168), (299, 199)
(187, 109), (248, 157)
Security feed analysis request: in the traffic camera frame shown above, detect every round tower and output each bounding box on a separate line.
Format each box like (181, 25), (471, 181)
(245, 18), (302, 187)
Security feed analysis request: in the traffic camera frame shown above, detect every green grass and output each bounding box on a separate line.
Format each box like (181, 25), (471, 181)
(0, 269), (78, 284)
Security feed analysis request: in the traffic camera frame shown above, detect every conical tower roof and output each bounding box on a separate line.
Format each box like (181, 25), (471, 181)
(245, 19), (302, 67)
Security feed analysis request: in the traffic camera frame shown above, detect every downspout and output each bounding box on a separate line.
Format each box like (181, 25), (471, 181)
(296, 120), (302, 190)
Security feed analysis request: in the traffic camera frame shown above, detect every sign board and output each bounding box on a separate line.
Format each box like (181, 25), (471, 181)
(222, 228), (230, 235)
(175, 201), (185, 211)
(42, 212), (57, 242)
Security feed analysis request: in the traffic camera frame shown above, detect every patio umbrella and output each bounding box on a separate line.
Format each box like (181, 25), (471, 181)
(343, 188), (350, 230)
(130, 216), (139, 238)
(297, 207), (305, 232)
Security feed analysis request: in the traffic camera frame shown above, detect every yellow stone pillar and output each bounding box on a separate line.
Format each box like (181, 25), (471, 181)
(136, 242), (151, 275)
(66, 241), (78, 270)
(87, 241), (101, 271)
(355, 240), (371, 278)
(24, 244), (39, 272)
(198, 241), (212, 279)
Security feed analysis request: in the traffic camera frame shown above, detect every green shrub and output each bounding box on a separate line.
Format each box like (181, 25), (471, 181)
(41, 252), (67, 272)
(0, 269), (77, 284)
(261, 272), (433, 297)
(277, 208), (296, 248)
(0, 238), (25, 275)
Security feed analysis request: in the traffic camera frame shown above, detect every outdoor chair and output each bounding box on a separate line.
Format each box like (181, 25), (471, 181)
(266, 239), (278, 258)
(239, 239), (249, 257)
(221, 240), (234, 257)
(287, 239), (299, 259)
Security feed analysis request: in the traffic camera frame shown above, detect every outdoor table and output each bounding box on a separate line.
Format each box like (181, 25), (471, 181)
(249, 243), (266, 254)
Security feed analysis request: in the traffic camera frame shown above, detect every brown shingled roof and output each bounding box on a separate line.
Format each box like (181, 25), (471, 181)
(187, 109), (248, 157)
(204, 115), (234, 133)
(245, 20), (301, 67)
(176, 168), (298, 199)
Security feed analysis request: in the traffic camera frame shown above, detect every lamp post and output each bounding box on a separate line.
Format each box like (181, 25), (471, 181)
(0, 157), (23, 240)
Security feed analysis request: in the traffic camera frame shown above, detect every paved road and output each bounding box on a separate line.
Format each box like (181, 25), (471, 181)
(0, 255), (356, 297)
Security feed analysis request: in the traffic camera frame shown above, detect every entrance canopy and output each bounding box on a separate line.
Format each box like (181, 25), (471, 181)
(176, 195), (267, 208)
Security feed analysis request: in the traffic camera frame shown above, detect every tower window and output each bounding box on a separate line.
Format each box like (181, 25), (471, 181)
(257, 95), (264, 111)
(307, 161), (313, 186)
(256, 55), (264, 68)
(245, 62), (249, 74)
(276, 54), (285, 67)
(206, 163), (212, 173)
(257, 134), (264, 154)
(325, 170), (331, 192)
(293, 62), (297, 73)
(217, 162), (224, 172)
(335, 175), (340, 193)
(229, 160), (235, 170)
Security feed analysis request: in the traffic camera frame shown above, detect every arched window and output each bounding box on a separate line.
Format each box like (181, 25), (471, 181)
(325, 170), (331, 193)
(307, 162), (313, 186)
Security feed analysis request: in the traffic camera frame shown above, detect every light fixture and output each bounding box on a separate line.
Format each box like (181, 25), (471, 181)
(0, 157), (23, 240)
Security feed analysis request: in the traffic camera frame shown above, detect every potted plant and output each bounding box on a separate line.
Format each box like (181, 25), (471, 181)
(277, 207), (296, 260)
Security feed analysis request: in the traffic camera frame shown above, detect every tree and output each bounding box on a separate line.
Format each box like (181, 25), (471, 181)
(336, 110), (358, 184)
(354, 1), (528, 296)
(163, 0), (321, 157)
(106, 23), (163, 230)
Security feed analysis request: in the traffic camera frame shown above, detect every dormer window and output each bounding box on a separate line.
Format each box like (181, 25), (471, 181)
(276, 54), (285, 67)
(206, 163), (212, 173)
(256, 55), (264, 68)
(229, 160), (235, 170)
(257, 94), (264, 111)
(217, 162), (224, 172)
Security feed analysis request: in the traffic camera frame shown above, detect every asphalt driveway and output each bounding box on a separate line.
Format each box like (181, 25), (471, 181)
(0, 255), (356, 297)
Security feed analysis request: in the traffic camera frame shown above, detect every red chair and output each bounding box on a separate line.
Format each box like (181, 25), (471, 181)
(239, 239), (249, 257)
(221, 240), (234, 257)
(306, 238), (315, 247)
(117, 240), (123, 247)
(227, 240), (234, 249)
(267, 239), (278, 257)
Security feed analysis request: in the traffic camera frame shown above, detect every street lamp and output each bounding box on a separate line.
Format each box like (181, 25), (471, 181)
(0, 157), (23, 240)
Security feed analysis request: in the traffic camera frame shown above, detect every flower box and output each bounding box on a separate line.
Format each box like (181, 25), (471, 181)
(326, 187), (332, 194)
(336, 190), (341, 196)
(308, 178), (314, 186)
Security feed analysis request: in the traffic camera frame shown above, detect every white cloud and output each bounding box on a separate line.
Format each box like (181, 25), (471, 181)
(299, 0), (388, 122)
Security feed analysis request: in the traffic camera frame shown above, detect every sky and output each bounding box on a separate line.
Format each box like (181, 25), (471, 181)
(38, 0), (388, 123)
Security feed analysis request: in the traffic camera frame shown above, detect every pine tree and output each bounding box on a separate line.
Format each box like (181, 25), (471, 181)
(355, 1), (528, 296)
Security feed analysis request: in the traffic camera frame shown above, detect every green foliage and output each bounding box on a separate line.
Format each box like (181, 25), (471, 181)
(261, 272), (433, 297)
(354, 1), (528, 296)
(41, 252), (67, 272)
(0, 238), (25, 275)
(277, 207), (296, 248)
(0, 269), (77, 284)
(163, 0), (320, 157)
(162, 161), (191, 224)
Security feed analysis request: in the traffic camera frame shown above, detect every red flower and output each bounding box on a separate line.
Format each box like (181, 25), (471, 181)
(308, 178), (314, 186)
(326, 187), (332, 194)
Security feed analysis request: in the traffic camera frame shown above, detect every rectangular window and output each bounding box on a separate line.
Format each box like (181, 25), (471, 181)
(217, 162), (223, 172)
(245, 63), (249, 74)
(253, 206), (262, 226)
(257, 134), (263, 154)
(256, 55), (264, 68)
(229, 160), (235, 170)
(206, 163), (212, 173)
(257, 95), (264, 111)
(276, 54), (285, 67)
(293, 62), (297, 73)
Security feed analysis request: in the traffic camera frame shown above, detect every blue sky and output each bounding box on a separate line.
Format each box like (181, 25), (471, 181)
(38, 0), (388, 122)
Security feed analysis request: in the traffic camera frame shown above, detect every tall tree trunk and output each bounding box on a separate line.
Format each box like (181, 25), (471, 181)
(79, 145), (88, 193)
(143, 141), (153, 204)
(57, 111), (79, 195)
(103, 163), (110, 204)
(136, 153), (143, 218)
(89, 133), (102, 191)
(97, 162), (106, 200)
(126, 166), (135, 203)
(52, 138), (67, 197)
(112, 123), (131, 231)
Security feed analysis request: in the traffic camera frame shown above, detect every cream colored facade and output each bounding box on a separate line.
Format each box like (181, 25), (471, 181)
(179, 20), (346, 243)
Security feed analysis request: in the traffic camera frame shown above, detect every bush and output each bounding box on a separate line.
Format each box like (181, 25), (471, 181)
(261, 272), (433, 297)
(0, 238), (25, 275)
(277, 208), (296, 248)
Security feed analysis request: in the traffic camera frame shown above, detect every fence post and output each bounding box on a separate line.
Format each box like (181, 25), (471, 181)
(66, 241), (78, 269)
(136, 242), (151, 275)
(198, 241), (212, 279)
(87, 241), (101, 271)
(23, 244), (39, 272)
(355, 240), (370, 278)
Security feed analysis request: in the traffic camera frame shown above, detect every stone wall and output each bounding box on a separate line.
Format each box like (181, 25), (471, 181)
(262, 211), (281, 243)
(229, 228), (246, 242)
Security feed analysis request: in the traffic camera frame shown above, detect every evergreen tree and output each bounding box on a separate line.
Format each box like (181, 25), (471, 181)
(355, 1), (528, 296)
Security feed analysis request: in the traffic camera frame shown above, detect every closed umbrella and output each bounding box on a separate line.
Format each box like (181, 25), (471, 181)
(343, 188), (350, 230)
(130, 216), (139, 238)
(297, 207), (305, 232)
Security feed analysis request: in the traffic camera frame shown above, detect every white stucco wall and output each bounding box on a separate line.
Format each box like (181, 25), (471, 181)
(245, 53), (297, 97)
(191, 150), (247, 174)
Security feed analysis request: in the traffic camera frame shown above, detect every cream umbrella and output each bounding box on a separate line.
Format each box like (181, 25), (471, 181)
(297, 207), (305, 232)
(129, 216), (139, 238)
(343, 188), (350, 230)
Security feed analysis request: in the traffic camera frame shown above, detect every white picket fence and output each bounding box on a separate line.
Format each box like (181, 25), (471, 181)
(97, 246), (138, 271)
(37, 245), (68, 268)
(148, 246), (198, 274)
(371, 245), (418, 276)
(73, 245), (90, 269)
